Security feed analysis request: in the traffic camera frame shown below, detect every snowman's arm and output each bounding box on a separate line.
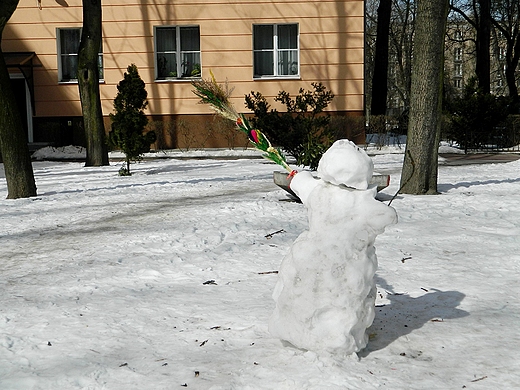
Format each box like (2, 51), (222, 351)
(366, 198), (398, 232)
(290, 171), (320, 204)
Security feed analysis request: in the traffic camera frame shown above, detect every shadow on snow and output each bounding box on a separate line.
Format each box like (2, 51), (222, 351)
(359, 275), (469, 357)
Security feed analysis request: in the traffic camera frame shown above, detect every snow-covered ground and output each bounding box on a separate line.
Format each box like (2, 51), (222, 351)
(1, 145), (519, 389)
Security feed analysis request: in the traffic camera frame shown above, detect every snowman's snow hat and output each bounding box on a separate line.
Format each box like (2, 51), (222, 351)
(317, 139), (374, 189)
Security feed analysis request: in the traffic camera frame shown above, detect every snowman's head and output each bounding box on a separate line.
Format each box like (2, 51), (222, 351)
(317, 139), (374, 189)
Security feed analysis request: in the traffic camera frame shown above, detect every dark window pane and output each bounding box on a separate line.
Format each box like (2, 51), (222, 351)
(61, 55), (78, 80)
(278, 24), (298, 49)
(157, 28), (176, 52)
(254, 51), (274, 76)
(254, 25), (274, 50)
(157, 53), (177, 78)
(180, 26), (200, 51)
(60, 29), (81, 54)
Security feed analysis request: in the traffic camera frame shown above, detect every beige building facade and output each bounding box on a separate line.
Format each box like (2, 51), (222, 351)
(3, 0), (364, 149)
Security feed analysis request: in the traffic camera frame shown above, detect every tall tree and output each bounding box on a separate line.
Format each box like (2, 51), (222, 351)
(78, 0), (109, 166)
(0, 0), (37, 199)
(366, 0), (416, 117)
(370, 0), (392, 115)
(450, 0), (492, 93)
(491, 0), (520, 104)
(388, 0), (415, 111)
(476, 0), (491, 93)
(400, 0), (449, 195)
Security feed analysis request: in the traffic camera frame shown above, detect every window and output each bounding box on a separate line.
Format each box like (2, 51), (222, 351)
(454, 63), (462, 76)
(454, 47), (462, 62)
(155, 26), (201, 80)
(57, 28), (103, 82)
(499, 47), (506, 61)
(454, 30), (463, 41)
(253, 23), (299, 78)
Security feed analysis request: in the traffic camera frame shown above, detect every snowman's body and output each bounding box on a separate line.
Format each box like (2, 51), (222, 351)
(269, 140), (397, 355)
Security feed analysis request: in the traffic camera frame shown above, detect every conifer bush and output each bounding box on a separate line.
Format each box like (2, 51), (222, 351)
(245, 83), (334, 170)
(109, 64), (156, 175)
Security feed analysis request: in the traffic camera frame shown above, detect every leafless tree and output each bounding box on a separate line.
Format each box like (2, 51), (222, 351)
(370, 0), (392, 115)
(0, 0), (37, 199)
(450, 0), (492, 93)
(78, 0), (109, 166)
(400, 0), (449, 195)
(490, 0), (520, 103)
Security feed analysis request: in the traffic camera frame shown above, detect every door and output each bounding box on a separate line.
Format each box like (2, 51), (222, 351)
(9, 75), (33, 143)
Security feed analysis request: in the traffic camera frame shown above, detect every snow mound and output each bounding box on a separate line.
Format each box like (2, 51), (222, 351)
(32, 145), (86, 160)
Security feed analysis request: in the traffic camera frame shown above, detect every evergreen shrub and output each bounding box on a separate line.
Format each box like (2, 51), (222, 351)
(109, 64), (156, 175)
(446, 80), (511, 152)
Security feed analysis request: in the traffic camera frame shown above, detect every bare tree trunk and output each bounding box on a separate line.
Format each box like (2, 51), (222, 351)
(491, 0), (520, 104)
(0, 0), (37, 199)
(370, 0), (392, 116)
(476, 0), (491, 93)
(505, 56), (519, 103)
(78, 0), (108, 167)
(450, 0), (491, 93)
(400, 0), (448, 195)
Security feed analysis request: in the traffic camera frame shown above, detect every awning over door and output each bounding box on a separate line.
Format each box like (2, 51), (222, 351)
(4, 52), (38, 115)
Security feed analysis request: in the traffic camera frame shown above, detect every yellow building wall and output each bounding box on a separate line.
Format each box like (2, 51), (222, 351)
(4, 0), (364, 120)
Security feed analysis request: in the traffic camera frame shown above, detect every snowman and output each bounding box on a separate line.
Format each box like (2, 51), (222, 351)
(269, 139), (397, 356)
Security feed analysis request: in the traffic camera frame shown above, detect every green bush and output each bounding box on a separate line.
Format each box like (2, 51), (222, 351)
(109, 64), (156, 175)
(245, 83), (334, 170)
(501, 115), (520, 148)
(445, 80), (511, 152)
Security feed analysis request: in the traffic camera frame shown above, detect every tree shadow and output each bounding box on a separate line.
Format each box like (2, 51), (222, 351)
(359, 275), (469, 357)
(438, 177), (520, 192)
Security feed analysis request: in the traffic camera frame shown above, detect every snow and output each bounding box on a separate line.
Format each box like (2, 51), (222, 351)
(314, 140), (375, 190)
(31, 146), (265, 162)
(1, 145), (520, 389)
(269, 141), (397, 355)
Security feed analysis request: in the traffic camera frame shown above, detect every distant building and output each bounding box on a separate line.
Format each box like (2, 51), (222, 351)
(3, 0), (365, 149)
(444, 21), (515, 97)
(379, 18), (519, 119)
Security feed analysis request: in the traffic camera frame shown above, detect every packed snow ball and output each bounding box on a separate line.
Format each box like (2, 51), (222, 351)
(317, 139), (374, 189)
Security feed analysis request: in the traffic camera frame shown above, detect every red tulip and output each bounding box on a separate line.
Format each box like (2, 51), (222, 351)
(250, 129), (260, 144)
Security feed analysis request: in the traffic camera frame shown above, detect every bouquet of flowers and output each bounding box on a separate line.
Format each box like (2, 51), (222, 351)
(192, 72), (293, 174)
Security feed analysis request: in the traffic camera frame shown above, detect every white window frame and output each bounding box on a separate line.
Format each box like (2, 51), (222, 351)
(56, 27), (104, 83)
(154, 25), (202, 81)
(253, 23), (300, 79)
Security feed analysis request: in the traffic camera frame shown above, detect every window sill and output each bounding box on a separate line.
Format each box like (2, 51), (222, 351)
(58, 79), (106, 85)
(155, 77), (202, 83)
(253, 75), (301, 81)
